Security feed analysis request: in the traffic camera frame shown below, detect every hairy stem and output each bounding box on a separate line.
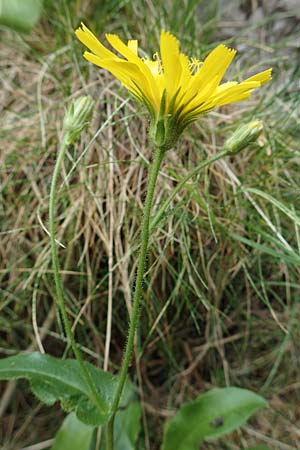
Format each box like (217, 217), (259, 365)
(106, 145), (165, 450)
(49, 137), (108, 414)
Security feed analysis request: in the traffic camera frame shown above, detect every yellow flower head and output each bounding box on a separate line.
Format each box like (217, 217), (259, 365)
(75, 23), (271, 150)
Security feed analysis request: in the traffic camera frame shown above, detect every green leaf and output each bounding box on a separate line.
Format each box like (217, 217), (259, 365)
(246, 187), (300, 227)
(51, 413), (94, 450)
(114, 401), (142, 450)
(0, 352), (118, 426)
(100, 385), (142, 450)
(0, 0), (43, 33)
(162, 387), (268, 450)
(229, 232), (300, 266)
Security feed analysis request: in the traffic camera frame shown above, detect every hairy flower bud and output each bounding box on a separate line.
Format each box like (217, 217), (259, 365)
(224, 120), (263, 155)
(63, 96), (94, 144)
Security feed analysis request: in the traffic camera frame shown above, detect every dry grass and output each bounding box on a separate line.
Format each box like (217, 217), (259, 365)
(1, 1), (300, 449)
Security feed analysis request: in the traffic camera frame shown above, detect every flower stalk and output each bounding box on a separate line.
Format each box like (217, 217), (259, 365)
(49, 97), (108, 416)
(106, 145), (166, 450)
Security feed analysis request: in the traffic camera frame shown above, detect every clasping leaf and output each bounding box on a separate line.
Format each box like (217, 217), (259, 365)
(0, 352), (118, 426)
(162, 387), (268, 450)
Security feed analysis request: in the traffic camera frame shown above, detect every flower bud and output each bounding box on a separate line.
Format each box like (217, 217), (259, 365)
(63, 96), (94, 144)
(224, 120), (263, 155)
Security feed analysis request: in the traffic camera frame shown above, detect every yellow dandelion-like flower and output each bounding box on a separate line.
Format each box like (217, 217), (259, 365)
(75, 23), (271, 150)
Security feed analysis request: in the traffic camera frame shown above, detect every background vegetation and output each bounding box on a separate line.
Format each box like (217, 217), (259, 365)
(1, 0), (299, 449)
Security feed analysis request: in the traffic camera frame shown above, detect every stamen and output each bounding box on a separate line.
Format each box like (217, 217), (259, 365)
(189, 57), (202, 74)
(153, 52), (163, 74)
(142, 57), (161, 76)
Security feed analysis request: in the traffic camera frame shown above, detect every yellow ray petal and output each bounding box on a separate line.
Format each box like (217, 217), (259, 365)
(201, 81), (260, 111)
(83, 52), (156, 107)
(185, 45), (236, 102)
(75, 23), (116, 60)
(83, 52), (134, 83)
(243, 68), (272, 85)
(181, 74), (221, 115)
(215, 81), (238, 93)
(106, 33), (160, 108)
(178, 53), (192, 87)
(171, 53), (192, 111)
(106, 33), (138, 60)
(143, 59), (160, 76)
(159, 30), (182, 95)
(128, 40), (138, 55)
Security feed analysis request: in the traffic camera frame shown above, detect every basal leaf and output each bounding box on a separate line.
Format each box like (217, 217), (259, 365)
(162, 387), (268, 450)
(114, 402), (142, 450)
(51, 413), (94, 450)
(52, 402), (142, 450)
(100, 383), (142, 450)
(0, 352), (118, 426)
(0, 0), (43, 33)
